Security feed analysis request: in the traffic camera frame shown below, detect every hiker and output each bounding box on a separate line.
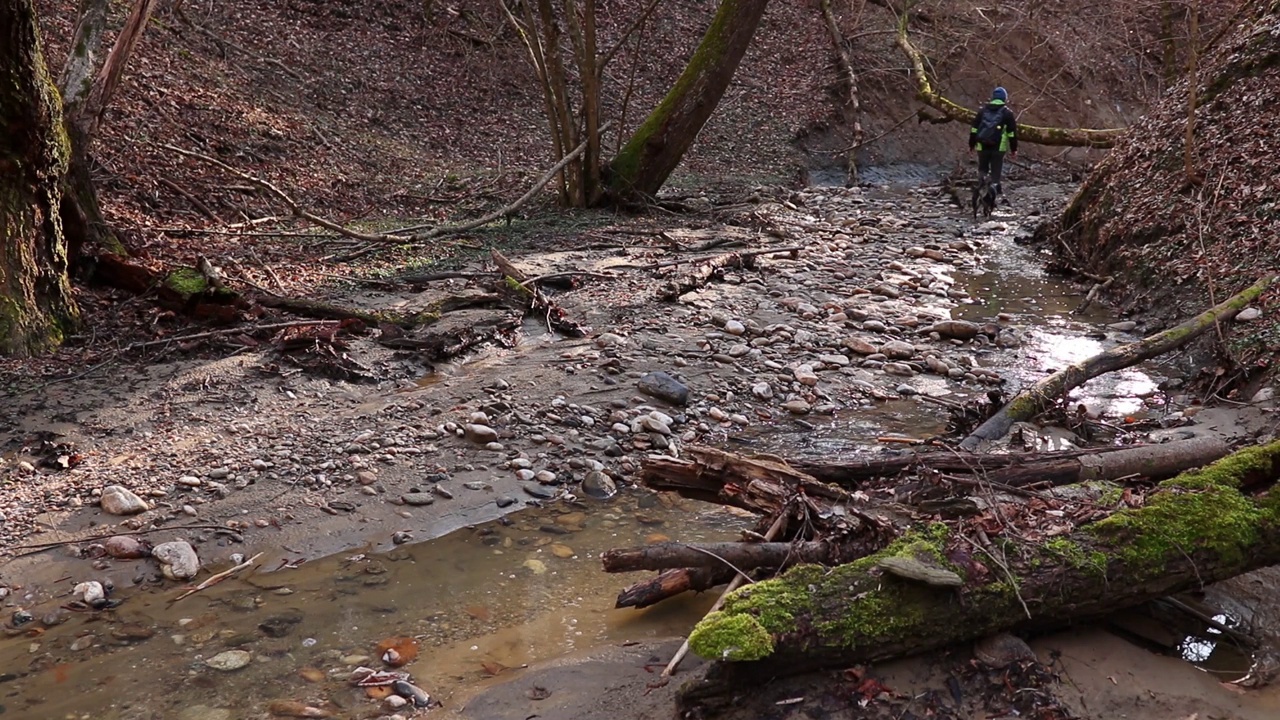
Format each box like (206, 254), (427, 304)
(969, 86), (1018, 198)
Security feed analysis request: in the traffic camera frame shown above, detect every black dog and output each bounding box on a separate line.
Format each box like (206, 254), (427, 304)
(971, 175), (996, 219)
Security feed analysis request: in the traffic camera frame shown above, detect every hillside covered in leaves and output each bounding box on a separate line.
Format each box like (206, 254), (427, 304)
(1051, 0), (1280, 387)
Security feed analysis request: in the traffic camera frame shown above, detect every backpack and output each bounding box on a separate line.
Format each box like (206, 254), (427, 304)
(975, 106), (1005, 146)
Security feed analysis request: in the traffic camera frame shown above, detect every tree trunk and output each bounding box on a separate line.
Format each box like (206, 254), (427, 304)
(1, 0), (81, 356)
(58, 0), (158, 259)
(606, 0), (771, 202)
(894, 12), (1123, 148)
(679, 442), (1280, 679)
(795, 436), (1230, 488)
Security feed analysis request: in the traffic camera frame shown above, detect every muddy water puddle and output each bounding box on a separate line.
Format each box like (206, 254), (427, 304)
(0, 495), (748, 718)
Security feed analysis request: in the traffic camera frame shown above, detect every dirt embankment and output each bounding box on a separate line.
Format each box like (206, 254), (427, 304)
(32, 0), (1152, 251)
(1048, 0), (1280, 397)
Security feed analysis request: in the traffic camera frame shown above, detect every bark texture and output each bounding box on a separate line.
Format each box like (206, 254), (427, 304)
(1, 0), (80, 356)
(682, 442), (1280, 676)
(606, 0), (771, 201)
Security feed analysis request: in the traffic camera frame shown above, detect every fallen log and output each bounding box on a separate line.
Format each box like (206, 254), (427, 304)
(959, 275), (1274, 451)
(602, 541), (835, 574)
(656, 247), (801, 300)
(894, 13), (1123, 148)
(642, 446), (860, 513)
(490, 249), (590, 338)
(616, 567), (735, 609)
(678, 441), (1280, 687)
(795, 437), (1230, 487)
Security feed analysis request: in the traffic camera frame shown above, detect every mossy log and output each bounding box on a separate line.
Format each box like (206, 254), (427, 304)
(680, 442), (1280, 683)
(606, 0), (771, 201)
(894, 14), (1123, 148)
(960, 275), (1274, 450)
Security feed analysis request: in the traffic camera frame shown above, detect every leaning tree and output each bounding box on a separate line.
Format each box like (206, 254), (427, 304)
(1, 0), (81, 357)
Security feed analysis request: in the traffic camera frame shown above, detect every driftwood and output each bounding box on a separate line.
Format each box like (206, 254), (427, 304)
(677, 441), (1280, 697)
(603, 541), (835, 574)
(490, 249), (590, 337)
(797, 436), (1230, 489)
(616, 567), (736, 609)
(615, 438), (1233, 610)
(960, 275), (1274, 450)
(657, 247), (801, 300)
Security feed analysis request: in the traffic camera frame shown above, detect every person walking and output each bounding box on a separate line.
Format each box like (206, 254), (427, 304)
(969, 86), (1019, 198)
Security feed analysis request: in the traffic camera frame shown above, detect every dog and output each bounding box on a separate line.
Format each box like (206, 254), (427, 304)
(971, 174), (997, 219)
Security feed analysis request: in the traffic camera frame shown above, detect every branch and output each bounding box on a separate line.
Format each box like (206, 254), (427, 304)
(160, 122), (610, 249)
(960, 275), (1275, 451)
(81, 0), (158, 139)
(895, 12), (1124, 148)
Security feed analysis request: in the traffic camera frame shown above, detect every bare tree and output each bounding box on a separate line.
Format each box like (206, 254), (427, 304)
(58, 0), (158, 258)
(1, 0), (81, 356)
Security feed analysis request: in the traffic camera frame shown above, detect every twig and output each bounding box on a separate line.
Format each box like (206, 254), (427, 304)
(124, 320), (341, 352)
(661, 510), (788, 677)
(247, 248), (285, 291)
(960, 534), (1031, 619)
(158, 143), (408, 245)
(157, 177), (220, 221)
(9, 523), (231, 556)
(171, 552), (265, 603)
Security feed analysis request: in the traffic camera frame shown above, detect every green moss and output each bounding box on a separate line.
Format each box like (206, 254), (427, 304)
(1159, 441), (1280, 490)
(696, 526), (955, 661)
(607, 0), (738, 194)
(165, 267), (209, 296)
(1089, 478), (1265, 578)
(687, 611), (774, 661)
(1043, 537), (1108, 577)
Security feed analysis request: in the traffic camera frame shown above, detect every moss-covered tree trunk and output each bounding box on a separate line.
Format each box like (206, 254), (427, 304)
(605, 0), (771, 202)
(1, 0), (81, 356)
(680, 442), (1280, 684)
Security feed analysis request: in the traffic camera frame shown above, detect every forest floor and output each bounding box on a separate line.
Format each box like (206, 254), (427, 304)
(2, 0), (1277, 718)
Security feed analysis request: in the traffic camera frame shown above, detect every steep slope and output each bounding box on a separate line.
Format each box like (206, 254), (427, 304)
(32, 0), (1153, 246)
(1050, 0), (1280, 388)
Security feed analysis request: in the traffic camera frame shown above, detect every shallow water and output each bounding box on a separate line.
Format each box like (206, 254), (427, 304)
(0, 184), (1232, 720)
(0, 495), (749, 718)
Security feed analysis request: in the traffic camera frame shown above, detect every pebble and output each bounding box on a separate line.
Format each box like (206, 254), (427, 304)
(637, 371), (690, 406)
(522, 483), (555, 499)
(843, 337), (878, 355)
(581, 471), (617, 499)
(1237, 307), (1262, 322)
(205, 650), (253, 671)
(400, 492), (435, 506)
(793, 364), (819, 386)
(724, 320), (746, 336)
(751, 382), (773, 399)
(879, 340), (915, 360)
(464, 424), (499, 443)
(152, 540), (200, 580)
(782, 399), (811, 415)
(99, 485), (150, 516)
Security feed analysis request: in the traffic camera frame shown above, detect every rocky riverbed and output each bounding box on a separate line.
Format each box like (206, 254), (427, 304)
(2, 175), (1277, 719)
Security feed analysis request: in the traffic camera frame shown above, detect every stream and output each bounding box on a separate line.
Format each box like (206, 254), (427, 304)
(1, 177), (1272, 719)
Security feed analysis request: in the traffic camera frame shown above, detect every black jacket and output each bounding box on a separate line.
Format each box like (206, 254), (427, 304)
(969, 102), (1018, 153)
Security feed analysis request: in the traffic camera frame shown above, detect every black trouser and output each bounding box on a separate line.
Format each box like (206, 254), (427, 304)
(977, 145), (1005, 193)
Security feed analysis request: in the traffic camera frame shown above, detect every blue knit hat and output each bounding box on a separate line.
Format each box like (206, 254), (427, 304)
(992, 86), (1008, 102)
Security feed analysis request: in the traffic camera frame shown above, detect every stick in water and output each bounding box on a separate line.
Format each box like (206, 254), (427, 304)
(662, 511), (788, 677)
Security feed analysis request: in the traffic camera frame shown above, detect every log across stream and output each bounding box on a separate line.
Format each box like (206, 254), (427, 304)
(663, 442), (1280, 684)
